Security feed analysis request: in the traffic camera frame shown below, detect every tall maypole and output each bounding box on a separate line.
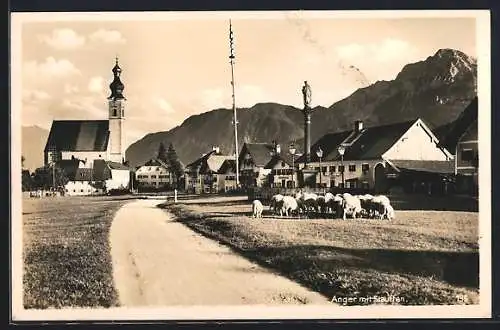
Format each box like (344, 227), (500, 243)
(229, 19), (240, 187)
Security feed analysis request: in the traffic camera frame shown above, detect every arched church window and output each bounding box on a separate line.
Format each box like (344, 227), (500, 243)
(113, 108), (117, 117)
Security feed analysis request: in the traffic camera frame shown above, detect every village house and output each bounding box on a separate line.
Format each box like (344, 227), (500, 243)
(297, 119), (454, 194)
(438, 97), (478, 195)
(218, 158), (238, 193)
(58, 158), (130, 196)
(237, 142), (276, 190)
(184, 147), (235, 194)
(264, 145), (297, 189)
(135, 158), (175, 191)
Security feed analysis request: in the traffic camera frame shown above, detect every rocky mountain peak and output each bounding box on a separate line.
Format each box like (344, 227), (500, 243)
(396, 48), (476, 85)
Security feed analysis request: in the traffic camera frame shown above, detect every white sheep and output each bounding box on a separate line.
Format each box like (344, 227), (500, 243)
(341, 194), (363, 220)
(269, 194), (284, 214)
(252, 199), (264, 218)
(371, 195), (393, 220)
(279, 195), (299, 217)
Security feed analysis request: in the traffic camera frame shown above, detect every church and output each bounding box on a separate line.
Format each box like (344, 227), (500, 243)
(44, 58), (127, 167)
(43, 58), (131, 194)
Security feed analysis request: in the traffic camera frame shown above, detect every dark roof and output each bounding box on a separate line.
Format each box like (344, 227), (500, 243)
(44, 120), (109, 152)
(297, 120), (416, 163)
(438, 98), (478, 153)
(239, 143), (275, 167)
(107, 161), (130, 170)
(93, 159), (112, 181)
(389, 159), (455, 174)
(186, 150), (217, 169)
(218, 159), (236, 174)
(264, 153), (295, 169)
(56, 158), (116, 181)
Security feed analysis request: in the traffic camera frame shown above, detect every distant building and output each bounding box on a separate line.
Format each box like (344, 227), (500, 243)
(264, 146), (297, 189)
(185, 147), (235, 194)
(297, 118), (454, 193)
(44, 58), (127, 167)
(237, 142), (275, 189)
(218, 158), (238, 193)
(135, 158), (175, 191)
(57, 158), (130, 196)
(438, 97), (478, 195)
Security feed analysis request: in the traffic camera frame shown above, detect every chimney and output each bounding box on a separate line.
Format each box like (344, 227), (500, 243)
(354, 120), (363, 132)
(212, 146), (220, 154)
(276, 144), (281, 155)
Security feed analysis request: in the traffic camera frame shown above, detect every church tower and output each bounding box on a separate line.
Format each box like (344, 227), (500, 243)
(108, 57), (126, 163)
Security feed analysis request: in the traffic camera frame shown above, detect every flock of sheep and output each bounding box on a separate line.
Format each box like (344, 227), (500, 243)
(252, 190), (395, 221)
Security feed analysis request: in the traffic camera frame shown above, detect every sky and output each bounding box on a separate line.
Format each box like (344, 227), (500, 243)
(16, 12), (477, 149)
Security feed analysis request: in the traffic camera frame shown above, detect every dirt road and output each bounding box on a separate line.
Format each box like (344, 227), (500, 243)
(109, 199), (331, 306)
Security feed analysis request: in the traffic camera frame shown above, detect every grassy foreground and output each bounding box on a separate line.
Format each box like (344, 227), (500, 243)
(22, 196), (133, 309)
(161, 198), (479, 306)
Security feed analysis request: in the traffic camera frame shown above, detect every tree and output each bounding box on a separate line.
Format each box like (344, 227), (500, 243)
(166, 143), (184, 188)
(32, 165), (69, 190)
(22, 170), (33, 191)
(157, 142), (168, 163)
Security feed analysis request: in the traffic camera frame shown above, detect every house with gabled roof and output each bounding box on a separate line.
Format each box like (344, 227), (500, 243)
(185, 147), (235, 194)
(297, 118), (453, 193)
(135, 158), (175, 191)
(264, 149), (298, 189)
(57, 158), (130, 196)
(237, 142), (277, 189)
(438, 97), (478, 194)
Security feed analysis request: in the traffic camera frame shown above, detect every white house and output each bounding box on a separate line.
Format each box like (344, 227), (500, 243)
(135, 158), (174, 191)
(297, 119), (454, 193)
(58, 158), (130, 196)
(185, 147), (235, 194)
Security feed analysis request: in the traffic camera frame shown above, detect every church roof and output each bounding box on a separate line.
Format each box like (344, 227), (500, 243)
(44, 120), (110, 152)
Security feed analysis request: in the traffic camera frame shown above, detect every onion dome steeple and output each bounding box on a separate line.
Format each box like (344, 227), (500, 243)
(109, 56), (125, 100)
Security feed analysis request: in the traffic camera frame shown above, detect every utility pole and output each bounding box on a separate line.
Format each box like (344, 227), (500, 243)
(229, 19), (240, 188)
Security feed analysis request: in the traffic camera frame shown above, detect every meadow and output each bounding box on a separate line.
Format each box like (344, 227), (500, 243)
(22, 195), (134, 309)
(161, 195), (479, 306)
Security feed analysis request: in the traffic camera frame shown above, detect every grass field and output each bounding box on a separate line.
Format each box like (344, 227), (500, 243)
(161, 196), (479, 306)
(22, 195), (134, 309)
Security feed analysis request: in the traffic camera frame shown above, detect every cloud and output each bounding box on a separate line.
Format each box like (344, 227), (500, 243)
(23, 57), (80, 81)
(336, 38), (419, 63)
(89, 29), (126, 44)
(22, 89), (52, 102)
(64, 83), (79, 94)
(88, 76), (105, 94)
(61, 96), (107, 118)
(155, 98), (176, 114)
(198, 85), (266, 110)
(38, 28), (86, 50)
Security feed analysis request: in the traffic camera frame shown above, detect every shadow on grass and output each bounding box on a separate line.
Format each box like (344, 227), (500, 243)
(162, 204), (479, 305)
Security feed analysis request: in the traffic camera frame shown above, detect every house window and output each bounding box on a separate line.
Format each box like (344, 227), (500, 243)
(362, 164), (369, 173)
(322, 166), (327, 173)
(315, 167), (320, 172)
(80, 189), (84, 192)
(349, 165), (356, 172)
(330, 166), (335, 173)
(281, 161), (285, 167)
(461, 149), (474, 161)
(338, 165), (345, 173)
(151, 175), (157, 179)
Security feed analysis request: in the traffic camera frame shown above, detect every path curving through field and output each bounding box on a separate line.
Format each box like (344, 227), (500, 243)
(109, 199), (331, 306)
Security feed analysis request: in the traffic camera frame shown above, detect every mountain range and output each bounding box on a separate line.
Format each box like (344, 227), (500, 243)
(125, 48), (477, 167)
(21, 48), (477, 170)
